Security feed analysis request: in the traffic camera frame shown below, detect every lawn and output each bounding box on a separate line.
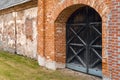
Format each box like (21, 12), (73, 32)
(0, 51), (83, 80)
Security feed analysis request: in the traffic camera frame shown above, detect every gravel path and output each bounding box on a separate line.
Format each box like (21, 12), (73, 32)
(59, 68), (102, 80)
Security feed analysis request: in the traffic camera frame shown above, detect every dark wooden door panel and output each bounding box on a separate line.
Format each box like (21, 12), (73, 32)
(66, 6), (102, 77)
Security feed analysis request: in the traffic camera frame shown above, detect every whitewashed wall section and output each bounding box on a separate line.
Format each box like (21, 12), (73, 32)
(0, 7), (38, 59)
(0, 13), (16, 53)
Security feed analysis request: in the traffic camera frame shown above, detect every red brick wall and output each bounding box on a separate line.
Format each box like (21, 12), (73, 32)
(108, 0), (120, 80)
(37, 0), (120, 79)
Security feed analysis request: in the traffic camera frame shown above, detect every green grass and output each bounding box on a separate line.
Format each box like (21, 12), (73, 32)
(0, 51), (83, 80)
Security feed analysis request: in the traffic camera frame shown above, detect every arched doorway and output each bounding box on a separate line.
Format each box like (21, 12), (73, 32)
(66, 6), (102, 77)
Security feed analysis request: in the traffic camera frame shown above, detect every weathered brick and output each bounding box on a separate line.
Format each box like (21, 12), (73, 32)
(0, 0), (120, 79)
(37, 0), (120, 79)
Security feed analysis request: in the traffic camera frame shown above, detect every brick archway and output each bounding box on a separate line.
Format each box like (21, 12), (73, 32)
(37, 0), (111, 79)
(53, 1), (111, 79)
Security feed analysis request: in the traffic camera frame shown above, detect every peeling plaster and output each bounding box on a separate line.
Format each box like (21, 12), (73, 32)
(0, 7), (38, 59)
